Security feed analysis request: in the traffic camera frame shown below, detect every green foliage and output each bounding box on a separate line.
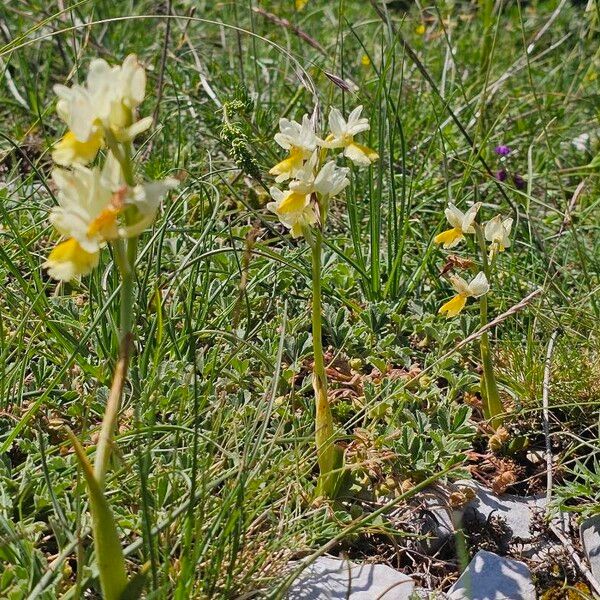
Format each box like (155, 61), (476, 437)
(554, 459), (600, 519)
(384, 405), (475, 483)
(0, 0), (599, 597)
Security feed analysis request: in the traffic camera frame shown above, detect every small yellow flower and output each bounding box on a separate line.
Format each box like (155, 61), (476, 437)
(434, 202), (481, 249)
(361, 54), (371, 66)
(269, 115), (318, 182)
(267, 186), (317, 238)
(44, 238), (100, 281)
(415, 24), (426, 35)
(295, 0), (308, 8)
(53, 54), (150, 165)
(321, 106), (379, 167)
(484, 215), (513, 259)
(49, 165), (121, 253)
(52, 128), (104, 166)
(45, 161), (177, 281)
(439, 272), (489, 318)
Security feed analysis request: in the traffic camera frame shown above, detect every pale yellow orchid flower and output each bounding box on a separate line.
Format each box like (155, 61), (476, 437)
(439, 272), (489, 317)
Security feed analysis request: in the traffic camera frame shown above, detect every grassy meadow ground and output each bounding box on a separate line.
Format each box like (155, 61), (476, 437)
(1, 0), (600, 597)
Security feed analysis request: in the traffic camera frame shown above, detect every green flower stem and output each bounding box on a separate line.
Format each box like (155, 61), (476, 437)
(93, 334), (131, 486)
(111, 238), (136, 341)
(94, 130), (138, 482)
(90, 133), (138, 592)
(308, 224), (336, 496)
(120, 141), (135, 187)
(114, 136), (138, 340)
(105, 131), (137, 341)
(95, 242), (135, 485)
(475, 224), (504, 429)
(104, 130), (136, 187)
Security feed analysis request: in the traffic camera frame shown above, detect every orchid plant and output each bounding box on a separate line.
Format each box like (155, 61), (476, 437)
(435, 199), (514, 431)
(46, 55), (177, 599)
(267, 106), (378, 498)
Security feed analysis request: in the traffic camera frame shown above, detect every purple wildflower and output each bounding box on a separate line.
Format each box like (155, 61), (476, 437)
(494, 145), (511, 156)
(513, 173), (526, 190)
(496, 169), (507, 182)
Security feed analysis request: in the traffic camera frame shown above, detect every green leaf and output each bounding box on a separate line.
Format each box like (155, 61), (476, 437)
(119, 564), (150, 600)
(67, 429), (129, 600)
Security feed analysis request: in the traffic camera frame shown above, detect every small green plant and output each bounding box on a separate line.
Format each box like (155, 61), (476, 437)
(44, 54), (177, 599)
(554, 459), (600, 519)
(385, 405), (475, 483)
(435, 200), (514, 430)
(266, 106), (378, 497)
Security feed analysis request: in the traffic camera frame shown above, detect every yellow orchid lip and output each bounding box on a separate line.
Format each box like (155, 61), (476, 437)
(439, 293), (467, 317)
(269, 146), (305, 177)
(48, 238), (84, 261)
(53, 128), (104, 166)
(45, 238), (100, 280)
(348, 141), (378, 161)
(434, 227), (464, 247)
(277, 191), (308, 215)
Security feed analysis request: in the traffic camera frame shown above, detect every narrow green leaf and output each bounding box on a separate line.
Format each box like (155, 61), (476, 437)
(119, 564), (150, 600)
(67, 429), (129, 600)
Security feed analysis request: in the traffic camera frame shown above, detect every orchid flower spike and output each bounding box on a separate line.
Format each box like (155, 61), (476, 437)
(439, 272), (489, 318)
(434, 202), (481, 249)
(53, 54), (151, 166)
(320, 106), (379, 167)
(45, 161), (177, 281)
(269, 115), (318, 183)
(484, 215), (513, 260)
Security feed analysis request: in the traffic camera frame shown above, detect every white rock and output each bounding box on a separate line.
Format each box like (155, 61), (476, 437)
(572, 132), (590, 152)
(286, 556), (415, 599)
(581, 515), (600, 582)
(447, 550), (536, 600)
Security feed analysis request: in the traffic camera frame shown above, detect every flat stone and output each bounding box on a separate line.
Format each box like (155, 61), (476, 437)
(454, 481), (546, 541)
(286, 556), (415, 599)
(447, 550), (536, 600)
(581, 515), (600, 581)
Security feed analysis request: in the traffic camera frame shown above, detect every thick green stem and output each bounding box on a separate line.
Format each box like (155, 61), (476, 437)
(475, 225), (504, 429)
(83, 113), (141, 599)
(94, 251), (134, 485)
(479, 296), (503, 429)
(310, 227), (336, 496)
(94, 134), (137, 484)
(119, 258), (135, 343)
